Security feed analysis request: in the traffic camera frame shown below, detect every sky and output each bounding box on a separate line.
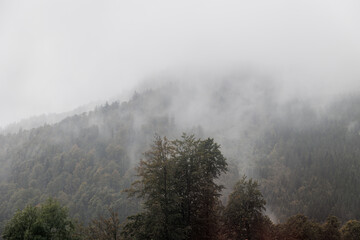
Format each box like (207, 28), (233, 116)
(0, 0), (360, 127)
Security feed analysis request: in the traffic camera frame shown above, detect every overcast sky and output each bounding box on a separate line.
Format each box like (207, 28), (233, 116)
(0, 0), (359, 127)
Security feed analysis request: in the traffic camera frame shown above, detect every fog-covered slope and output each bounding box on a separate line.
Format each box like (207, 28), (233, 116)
(0, 102), (102, 135)
(0, 76), (360, 231)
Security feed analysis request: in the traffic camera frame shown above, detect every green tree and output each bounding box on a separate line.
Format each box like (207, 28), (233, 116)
(223, 176), (267, 240)
(187, 137), (227, 239)
(122, 136), (181, 240)
(120, 213), (152, 240)
(2, 205), (43, 240)
(2, 198), (76, 240)
(172, 134), (200, 238)
(122, 134), (228, 240)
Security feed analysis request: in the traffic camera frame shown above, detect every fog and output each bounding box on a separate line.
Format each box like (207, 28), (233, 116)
(1, 0), (360, 127)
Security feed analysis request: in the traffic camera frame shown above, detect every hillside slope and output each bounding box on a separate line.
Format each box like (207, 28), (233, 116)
(0, 78), (359, 229)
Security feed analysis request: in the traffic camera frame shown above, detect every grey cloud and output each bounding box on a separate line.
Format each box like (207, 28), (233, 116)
(0, 0), (359, 126)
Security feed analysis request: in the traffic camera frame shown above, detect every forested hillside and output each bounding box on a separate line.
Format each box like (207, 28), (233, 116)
(1, 78), (360, 236)
(254, 95), (360, 222)
(0, 102), (100, 135)
(0, 89), (178, 228)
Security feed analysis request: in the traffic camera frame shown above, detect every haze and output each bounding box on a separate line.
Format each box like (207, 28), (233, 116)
(1, 0), (359, 127)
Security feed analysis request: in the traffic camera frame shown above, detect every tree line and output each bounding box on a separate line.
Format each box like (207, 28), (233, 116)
(3, 135), (360, 240)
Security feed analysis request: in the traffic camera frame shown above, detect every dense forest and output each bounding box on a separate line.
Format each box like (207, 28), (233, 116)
(254, 95), (360, 222)
(3, 135), (360, 239)
(0, 79), (360, 239)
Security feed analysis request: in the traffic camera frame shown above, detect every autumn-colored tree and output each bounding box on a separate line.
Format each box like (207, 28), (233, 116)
(341, 220), (360, 240)
(321, 215), (341, 240)
(277, 214), (322, 240)
(85, 209), (121, 240)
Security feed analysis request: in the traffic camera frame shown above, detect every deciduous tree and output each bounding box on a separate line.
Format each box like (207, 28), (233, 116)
(223, 176), (266, 240)
(122, 134), (228, 240)
(2, 198), (76, 240)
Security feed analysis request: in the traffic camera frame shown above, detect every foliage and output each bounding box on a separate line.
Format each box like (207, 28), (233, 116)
(341, 220), (360, 240)
(223, 176), (267, 240)
(0, 92), (174, 229)
(173, 134), (228, 239)
(122, 134), (228, 240)
(2, 85), (360, 238)
(275, 214), (322, 240)
(123, 136), (181, 239)
(254, 97), (360, 222)
(321, 216), (341, 240)
(2, 198), (76, 240)
(84, 209), (121, 240)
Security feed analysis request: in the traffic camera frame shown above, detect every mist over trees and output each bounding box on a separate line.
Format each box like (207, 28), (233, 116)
(0, 77), (360, 238)
(1, 0), (359, 238)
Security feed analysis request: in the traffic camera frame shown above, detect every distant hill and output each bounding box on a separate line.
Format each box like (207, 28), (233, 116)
(0, 102), (102, 135)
